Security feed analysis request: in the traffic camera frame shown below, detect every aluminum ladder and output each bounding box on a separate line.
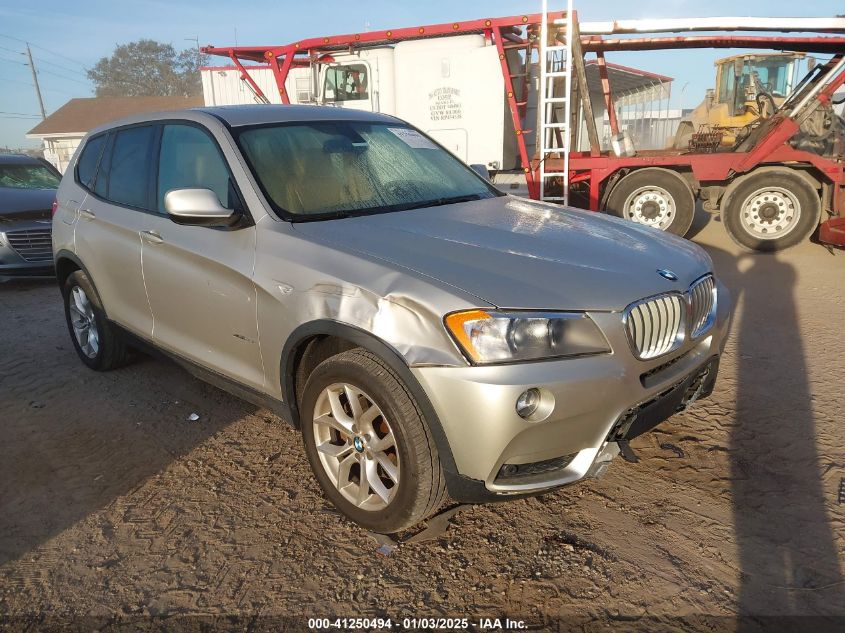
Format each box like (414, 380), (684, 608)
(539, 0), (573, 204)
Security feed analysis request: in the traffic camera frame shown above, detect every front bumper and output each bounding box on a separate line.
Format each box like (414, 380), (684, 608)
(0, 226), (55, 279)
(412, 282), (730, 497)
(0, 259), (55, 278)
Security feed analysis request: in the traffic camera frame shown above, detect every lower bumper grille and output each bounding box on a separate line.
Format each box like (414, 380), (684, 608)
(495, 453), (577, 485)
(6, 228), (53, 263)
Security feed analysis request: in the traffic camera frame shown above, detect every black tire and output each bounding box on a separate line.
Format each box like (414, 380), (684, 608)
(722, 168), (821, 252)
(300, 348), (447, 533)
(62, 270), (128, 371)
(606, 168), (696, 237)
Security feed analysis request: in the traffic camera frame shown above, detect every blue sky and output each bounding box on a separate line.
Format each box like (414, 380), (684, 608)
(1, 0), (842, 148)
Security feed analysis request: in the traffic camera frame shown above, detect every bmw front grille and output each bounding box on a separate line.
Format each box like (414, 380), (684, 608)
(624, 275), (716, 360)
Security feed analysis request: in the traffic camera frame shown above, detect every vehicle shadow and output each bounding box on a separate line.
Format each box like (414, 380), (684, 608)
(685, 201), (713, 240)
(0, 280), (256, 567)
(705, 246), (845, 620)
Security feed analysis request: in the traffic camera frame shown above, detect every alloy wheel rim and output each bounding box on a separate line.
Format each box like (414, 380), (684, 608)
(69, 286), (99, 359)
(312, 383), (400, 511)
(623, 185), (676, 230)
(739, 186), (801, 240)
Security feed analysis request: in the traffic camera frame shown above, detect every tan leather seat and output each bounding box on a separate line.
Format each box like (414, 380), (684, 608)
(288, 149), (376, 214)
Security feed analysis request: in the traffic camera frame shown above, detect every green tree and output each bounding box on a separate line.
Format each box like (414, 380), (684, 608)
(87, 40), (207, 97)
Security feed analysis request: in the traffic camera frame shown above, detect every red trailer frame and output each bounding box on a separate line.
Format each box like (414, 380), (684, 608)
(203, 13), (845, 247)
(203, 12), (563, 199)
(559, 38), (845, 246)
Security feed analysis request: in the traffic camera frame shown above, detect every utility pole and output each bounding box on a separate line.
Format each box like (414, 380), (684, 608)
(185, 36), (200, 54)
(25, 44), (46, 121)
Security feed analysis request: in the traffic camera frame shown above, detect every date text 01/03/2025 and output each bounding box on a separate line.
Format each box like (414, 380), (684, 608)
(307, 617), (528, 630)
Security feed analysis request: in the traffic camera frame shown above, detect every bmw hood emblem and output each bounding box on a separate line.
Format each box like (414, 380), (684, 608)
(657, 269), (678, 281)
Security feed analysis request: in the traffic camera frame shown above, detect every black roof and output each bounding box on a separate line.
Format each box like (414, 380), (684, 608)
(194, 104), (401, 127)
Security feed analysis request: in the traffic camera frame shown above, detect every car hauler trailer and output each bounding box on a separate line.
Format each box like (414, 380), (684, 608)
(202, 5), (845, 251)
(567, 16), (845, 251)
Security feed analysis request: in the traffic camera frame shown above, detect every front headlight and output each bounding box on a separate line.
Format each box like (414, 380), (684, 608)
(444, 309), (610, 364)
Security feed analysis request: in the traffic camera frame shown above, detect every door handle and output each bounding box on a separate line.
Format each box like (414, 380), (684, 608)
(140, 230), (164, 245)
(79, 208), (96, 221)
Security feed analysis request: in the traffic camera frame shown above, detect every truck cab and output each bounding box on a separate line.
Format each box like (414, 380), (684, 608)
(313, 36), (514, 171)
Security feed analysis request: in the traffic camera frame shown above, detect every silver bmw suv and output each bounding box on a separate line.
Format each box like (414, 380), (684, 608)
(53, 105), (730, 533)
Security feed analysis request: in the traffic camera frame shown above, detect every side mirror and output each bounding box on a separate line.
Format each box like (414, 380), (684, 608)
(807, 56), (817, 72)
(470, 164), (490, 181)
(164, 188), (237, 227)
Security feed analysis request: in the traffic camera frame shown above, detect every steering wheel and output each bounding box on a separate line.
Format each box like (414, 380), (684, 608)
(756, 92), (777, 119)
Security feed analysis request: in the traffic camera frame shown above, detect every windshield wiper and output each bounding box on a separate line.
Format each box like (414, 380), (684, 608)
(288, 194), (485, 223)
(396, 193), (484, 212)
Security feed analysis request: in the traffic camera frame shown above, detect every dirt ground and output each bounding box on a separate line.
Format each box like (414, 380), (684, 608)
(1, 214), (844, 632)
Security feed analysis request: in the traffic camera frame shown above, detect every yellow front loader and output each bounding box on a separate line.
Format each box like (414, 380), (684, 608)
(674, 52), (813, 148)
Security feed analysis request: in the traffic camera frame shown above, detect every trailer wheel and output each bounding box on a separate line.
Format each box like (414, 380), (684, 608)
(605, 168), (695, 237)
(722, 168), (821, 252)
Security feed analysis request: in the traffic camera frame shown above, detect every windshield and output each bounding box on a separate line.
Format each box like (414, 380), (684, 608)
(746, 57), (792, 97)
(235, 121), (500, 220)
(0, 163), (60, 190)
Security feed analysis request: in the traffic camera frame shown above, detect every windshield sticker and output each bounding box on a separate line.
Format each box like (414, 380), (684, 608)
(388, 127), (437, 149)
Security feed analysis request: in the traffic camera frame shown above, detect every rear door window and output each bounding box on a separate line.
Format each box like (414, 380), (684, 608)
(76, 134), (107, 189)
(104, 126), (156, 210)
(156, 124), (232, 213)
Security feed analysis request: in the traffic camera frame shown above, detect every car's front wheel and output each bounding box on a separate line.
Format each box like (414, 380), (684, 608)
(300, 348), (446, 533)
(62, 270), (128, 371)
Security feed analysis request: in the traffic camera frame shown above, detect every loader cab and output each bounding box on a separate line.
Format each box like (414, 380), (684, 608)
(715, 53), (805, 117)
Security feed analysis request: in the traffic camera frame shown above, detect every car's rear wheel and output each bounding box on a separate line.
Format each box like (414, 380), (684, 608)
(300, 348), (446, 533)
(606, 168), (695, 237)
(62, 270), (128, 371)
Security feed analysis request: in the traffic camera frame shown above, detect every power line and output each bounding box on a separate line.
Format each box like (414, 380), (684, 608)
(0, 54), (27, 66)
(37, 67), (90, 86)
(0, 110), (41, 117)
(29, 42), (88, 70)
(0, 33), (88, 70)
(0, 114), (43, 120)
(32, 55), (89, 78)
(0, 75), (34, 86)
(0, 43), (24, 55)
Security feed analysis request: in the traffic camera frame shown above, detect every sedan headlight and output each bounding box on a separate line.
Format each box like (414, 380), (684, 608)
(444, 309), (610, 364)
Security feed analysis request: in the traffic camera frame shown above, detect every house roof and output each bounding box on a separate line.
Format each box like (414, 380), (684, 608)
(27, 96), (204, 137)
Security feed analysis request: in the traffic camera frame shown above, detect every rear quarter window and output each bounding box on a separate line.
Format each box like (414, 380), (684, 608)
(106, 126), (156, 209)
(75, 134), (107, 189)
